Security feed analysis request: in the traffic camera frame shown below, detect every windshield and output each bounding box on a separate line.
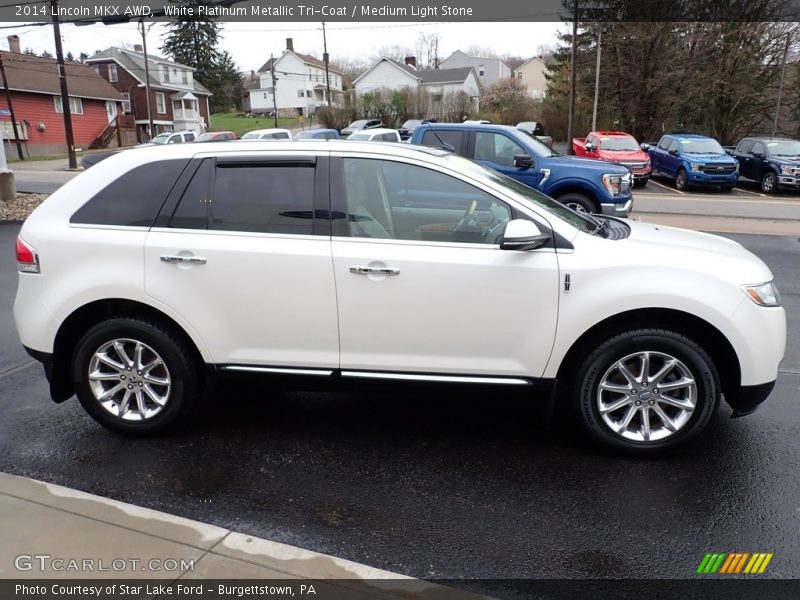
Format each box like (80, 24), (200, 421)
(767, 140), (800, 156)
(347, 120), (368, 128)
(151, 134), (171, 144)
(599, 136), (639, 151)
(440, 153), (598, 234)
(680, 139), (724, 154)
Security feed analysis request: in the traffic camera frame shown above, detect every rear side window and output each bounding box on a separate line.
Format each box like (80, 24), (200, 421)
(210, 162), (315, 234)
(737, 140), (754, 153)
(71, 159), (188, 226)
(421, 130), (464, 151)
(380, 133), (397, 142)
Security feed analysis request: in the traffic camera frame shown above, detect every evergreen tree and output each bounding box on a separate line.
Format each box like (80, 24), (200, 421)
(65, 51), (75, 62)
(161, 0), (221, 88)
(40, 50), (53, 59)
(78, 52), (89, 63)
(205, 51), (245, 112)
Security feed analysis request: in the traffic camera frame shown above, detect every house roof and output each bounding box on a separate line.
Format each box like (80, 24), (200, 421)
(87, 47), (212, 96)
(0, 52), (123, 102)
(514, 56), (547, 74)
(258, 51), (343, 75)
(353, 58), (477, 88)
(443, 50), (511, 70)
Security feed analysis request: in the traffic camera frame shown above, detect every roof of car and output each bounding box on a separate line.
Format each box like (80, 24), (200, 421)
(243, 128), (292, 135)
(741, 136), (795, 142)
(666, 133), (716, 140)
(349, 128), (398, 136)
(594, 131), (634, 137)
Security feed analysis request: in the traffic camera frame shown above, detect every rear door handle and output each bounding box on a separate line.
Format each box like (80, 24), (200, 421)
(160, 255), (207, 265)
(349, 266), (400, 275)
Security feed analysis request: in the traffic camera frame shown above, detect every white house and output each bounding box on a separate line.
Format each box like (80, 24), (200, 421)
(353, 57), (481, 112)
(249, 38), (343, 116)
(439, 50), (511, 87)
(514, 57), (548, 101)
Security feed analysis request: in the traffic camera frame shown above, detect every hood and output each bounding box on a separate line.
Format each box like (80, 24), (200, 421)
(599, 149), (649, 162)
(771, 155), (800, 165)
(621, 220), (772, 283)
(553, 155), (630, 174)
(681, 153), (736, 163)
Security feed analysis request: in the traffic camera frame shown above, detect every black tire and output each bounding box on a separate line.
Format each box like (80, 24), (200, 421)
(674, 168), (688, 191)
(761, 171), (777, 194)
(721, 185), (735, 192)
(558, 192), (596, 214)
(72, 317), (204, 436)
(572, 328), (720, 455)
(633, 178), (648, 188)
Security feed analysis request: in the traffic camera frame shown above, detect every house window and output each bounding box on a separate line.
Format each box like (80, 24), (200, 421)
(298, 90), (305, 98)
(517, 72), (523, 79)
(306, 90), (311, 98)
(108, 63), (118, 82)
(121, 92), (131, 113)
(181, 70), (188, 84)
(163, 66), (170, 82)
(155, 92), (166, 114)
(92, 65), (100, 75)
(478, 65), (485, 77)
(54, 96), (83, 115)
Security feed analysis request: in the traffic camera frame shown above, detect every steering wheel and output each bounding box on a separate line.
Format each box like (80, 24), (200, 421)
(454, 200), (480, 232)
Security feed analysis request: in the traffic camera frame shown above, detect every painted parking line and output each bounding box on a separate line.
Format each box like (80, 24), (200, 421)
(647, 179), (685, 194)
(734, 187), (768, 198)
(635, 194), (800, 206)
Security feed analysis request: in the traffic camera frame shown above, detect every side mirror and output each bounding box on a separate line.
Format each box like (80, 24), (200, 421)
(752, 151), (765, 159)
(668, 149), (678, 156)
(640, 143), (651, 152)
(585, 143), (595, 152)
(513, 154), (534, 169)
(499, 219), (550, 251)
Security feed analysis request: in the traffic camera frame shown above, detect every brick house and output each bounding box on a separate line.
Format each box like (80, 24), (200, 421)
(86, 46), (212, 143)
(0, 37), (124, 157)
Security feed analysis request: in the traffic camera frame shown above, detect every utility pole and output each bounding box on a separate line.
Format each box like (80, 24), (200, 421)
(0, 55), (24, 160)
(322, 22), (332, 109)
(566, 0), (578, 154)
(138, 19), (154, 141)
(51, 0), (77, 169)
(772, 32), (791, 137)
(0, 123), (15, 202)
(591, 28), (602, 132)
(270, 54), (278, 127)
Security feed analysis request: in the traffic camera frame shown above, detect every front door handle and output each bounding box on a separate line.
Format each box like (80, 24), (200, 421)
(160, 255), (207, 265)
(349, 265), (400, 276)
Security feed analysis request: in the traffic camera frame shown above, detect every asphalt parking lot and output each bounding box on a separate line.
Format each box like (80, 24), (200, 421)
(0, 223), (798, 593)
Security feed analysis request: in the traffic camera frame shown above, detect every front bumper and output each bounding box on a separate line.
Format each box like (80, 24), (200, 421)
(599, 197), (633, 218)
(727, 381), (776, 418)
(777, 174), (800, 188)
(688, 171), (738, 186)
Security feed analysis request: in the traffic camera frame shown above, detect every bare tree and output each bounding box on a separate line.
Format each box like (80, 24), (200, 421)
(415, 32), (441, 69)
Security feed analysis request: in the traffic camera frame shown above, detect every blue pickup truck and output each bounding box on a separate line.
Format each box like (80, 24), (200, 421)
(645, 133), (738, 191)
(727, 136), (800, 194)
(410, 123), (633, 216)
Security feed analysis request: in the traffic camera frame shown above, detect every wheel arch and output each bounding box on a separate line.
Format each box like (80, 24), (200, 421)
(555, 307), (741, 401)
(547, 182), (602, 212)
(49, 299), (207, 403)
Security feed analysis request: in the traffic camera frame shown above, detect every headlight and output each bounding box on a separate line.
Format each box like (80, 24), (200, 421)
(691, 163), (704, 172)
(742, 282), (781, 307)
(780, 165), (791, 174)
(602, 173), (623, 196)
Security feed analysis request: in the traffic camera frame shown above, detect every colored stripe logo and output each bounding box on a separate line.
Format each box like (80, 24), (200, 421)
(696, 552), (773, 574)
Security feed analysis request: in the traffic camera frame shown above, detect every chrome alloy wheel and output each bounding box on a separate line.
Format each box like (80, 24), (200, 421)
(597, 351), (696, 442)
(88, 338), (171, 421)
(567, 202), (589, 214)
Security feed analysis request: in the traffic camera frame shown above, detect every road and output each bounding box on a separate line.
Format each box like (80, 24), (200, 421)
(0, 223), (798, 594)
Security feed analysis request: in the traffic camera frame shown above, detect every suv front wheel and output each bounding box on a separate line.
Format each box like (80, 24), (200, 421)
(573, 328), (720, 454)
(72, 318), (203, 435)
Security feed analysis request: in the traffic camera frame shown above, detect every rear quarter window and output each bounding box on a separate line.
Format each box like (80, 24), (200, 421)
(70, 159), (189, 227)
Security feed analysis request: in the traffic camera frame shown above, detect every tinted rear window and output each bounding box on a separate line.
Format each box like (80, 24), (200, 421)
(71, 159), (188, 227)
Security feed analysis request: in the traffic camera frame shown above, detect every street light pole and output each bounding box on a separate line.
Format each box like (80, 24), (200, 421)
(591, 28), (602, 132)
(566, 0), (578, 154)
(270, 53), (278, 127)
(772, 32), (791, 137)
(322, 21), (332, 110)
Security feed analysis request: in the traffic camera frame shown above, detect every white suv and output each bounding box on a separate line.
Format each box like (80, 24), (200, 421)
(13, 141), (786, 453)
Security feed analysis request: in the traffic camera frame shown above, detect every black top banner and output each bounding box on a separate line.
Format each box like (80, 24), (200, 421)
(3, 0), (800, 24)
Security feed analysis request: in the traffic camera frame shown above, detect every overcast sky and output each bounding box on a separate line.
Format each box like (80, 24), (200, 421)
(0, 20), (564, 72)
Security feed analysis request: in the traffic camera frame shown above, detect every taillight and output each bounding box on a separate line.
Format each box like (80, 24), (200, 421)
(16, 237), (40, 273)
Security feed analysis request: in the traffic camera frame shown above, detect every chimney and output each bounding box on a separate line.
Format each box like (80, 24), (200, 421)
(134, 44), (143, 52)
(250, 69), (256, 82)
(286, 38), (294, 52)
(404, 56), (417, 69)
(7, 35), (20, 54)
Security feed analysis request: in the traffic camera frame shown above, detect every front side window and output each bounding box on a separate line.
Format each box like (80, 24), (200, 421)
(474, 132), (526, 167)
(751, 142), (765, 155)
(658, 137), (672, 151)
(341, 158), (512, 245)
(668, 139), (680, 153)
(210, 162), (316, 235)
(737, 140), (754, 153)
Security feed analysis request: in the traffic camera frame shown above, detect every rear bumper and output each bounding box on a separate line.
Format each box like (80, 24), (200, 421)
(727, 381), (776, 418)
(599, 198), (633, 218)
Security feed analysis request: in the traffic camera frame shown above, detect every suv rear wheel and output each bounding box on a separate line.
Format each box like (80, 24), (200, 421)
(72, 318), (203, 435)
(573, 328), (720, 454)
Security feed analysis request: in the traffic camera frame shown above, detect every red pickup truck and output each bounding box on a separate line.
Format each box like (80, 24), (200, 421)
(572, 131), (651, 187)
